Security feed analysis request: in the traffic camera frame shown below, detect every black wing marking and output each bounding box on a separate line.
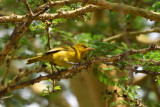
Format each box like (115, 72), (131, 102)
(45, 46), (72, 55)
(45, 50), (61, 55)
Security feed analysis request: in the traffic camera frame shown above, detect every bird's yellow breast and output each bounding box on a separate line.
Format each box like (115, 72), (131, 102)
(52, 50), (80, 67)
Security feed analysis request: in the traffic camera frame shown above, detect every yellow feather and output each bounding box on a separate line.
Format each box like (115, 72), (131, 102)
(26, 43), (94, 67)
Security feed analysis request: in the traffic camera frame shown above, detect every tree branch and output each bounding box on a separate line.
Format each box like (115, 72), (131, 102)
(22, 0), (34, 16)
(34, 0), (82, 13)
(0, 17), (33, 64)
(87, 0), (160, 21)
(0, 45), (17, 86)
(0, 5), (100, 23)
(103, 29), (160, 42)
(0, 66), (47, 91)
(0, 4), (50, 64)
(132, 59), (160, 66)
(37, 5), (100, 20)
(0, 45), (160, 97)
(1, 0), (160, 23)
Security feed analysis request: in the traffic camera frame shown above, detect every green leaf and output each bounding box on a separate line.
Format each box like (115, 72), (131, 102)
(54, 86), (61, 91)
(151, 2), (160, 12)
(74, 33), (92, 43)
(110, 102), (121, 107)
(52, 19), (67, 24)
(46, 85), (52, 89)
(128, 92), (134, 100)
(102, 67), (113, 71)
(99, 75), (103, 82)
(118, 84), (126, 92)
(121, 42), (128, 50)
(133, 85), (140, 90)
(118, 76), (129, 82)
(119, 100), (129, 104)
(93, 34), (104, 40)
(41, 89), (48, 96)
(125, 15), (134, 23)
(104, 78), (108, 85)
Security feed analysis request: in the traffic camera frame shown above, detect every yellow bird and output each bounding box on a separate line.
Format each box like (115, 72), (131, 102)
(26, 43), (94, 67)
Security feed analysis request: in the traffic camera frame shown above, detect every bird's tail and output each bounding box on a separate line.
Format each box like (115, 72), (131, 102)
(26, 56), (42, 64)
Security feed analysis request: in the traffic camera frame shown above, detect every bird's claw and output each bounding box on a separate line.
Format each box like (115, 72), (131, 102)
(73, 63), (80, 69)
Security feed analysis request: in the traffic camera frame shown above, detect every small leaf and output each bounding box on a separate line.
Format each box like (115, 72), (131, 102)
(104, 78), (108, 85)
(133, 86), (140, 90)
(102, 67), (113, 71)
(128, 93), (134, 100)
(54, 86), (61, 91)
(99, 75), (103, 82)
(121, 42), (128, 50)
(41, 89), (48, 96)
(119, 100), (129, 104)
(110, 102), (121, 107)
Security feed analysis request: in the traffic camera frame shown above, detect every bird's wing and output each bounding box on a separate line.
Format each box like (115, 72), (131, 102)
(45, 46), (73, 55)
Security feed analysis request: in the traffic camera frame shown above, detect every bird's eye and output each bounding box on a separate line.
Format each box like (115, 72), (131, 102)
(82, 45), (87, 48)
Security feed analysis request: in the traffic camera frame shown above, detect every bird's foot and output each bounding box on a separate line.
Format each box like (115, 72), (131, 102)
(73, 63), (81, 69)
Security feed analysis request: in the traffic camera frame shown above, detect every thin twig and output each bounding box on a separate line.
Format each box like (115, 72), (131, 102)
(45, 20), (56, 92)
(22, 0), (34, 16)
(0, 45), (17, 87)
(103, 29), (160, 42)
(0, 94), (13, 100)
(34, 5), (49, 17)
(45, 20), (54, 73)
(33, 0), (82, 13)
(45, 20), (52, 50)
(132, 58), (160, 66)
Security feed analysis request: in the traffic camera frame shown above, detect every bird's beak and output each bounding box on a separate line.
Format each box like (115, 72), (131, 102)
(86, 48), (94, 51)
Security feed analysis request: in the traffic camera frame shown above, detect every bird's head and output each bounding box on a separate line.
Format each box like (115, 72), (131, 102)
(73, 43), (94, 58)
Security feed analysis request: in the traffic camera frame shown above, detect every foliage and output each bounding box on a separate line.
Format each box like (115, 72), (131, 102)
(0, 0), (160, 107)
(150, 2), (160, 12)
